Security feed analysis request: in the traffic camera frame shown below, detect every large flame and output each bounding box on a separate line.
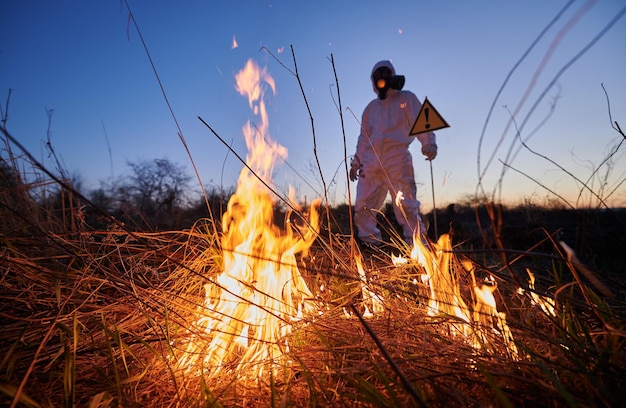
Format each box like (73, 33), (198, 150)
(180, 59), (319, 378)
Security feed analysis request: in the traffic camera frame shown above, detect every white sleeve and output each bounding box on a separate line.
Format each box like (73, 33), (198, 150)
(416, 130), (436, 147)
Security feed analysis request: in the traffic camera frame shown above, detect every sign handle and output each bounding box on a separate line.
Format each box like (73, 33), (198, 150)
(429, 160), (438, 239)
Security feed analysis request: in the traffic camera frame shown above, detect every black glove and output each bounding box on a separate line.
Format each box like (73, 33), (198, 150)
(349, 155), (364, 181)
(421, 144), (438, 161)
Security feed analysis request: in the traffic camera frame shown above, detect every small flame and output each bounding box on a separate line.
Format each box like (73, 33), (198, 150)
(394, 233), (518, 357)
(525, 268), (556, 317)
(473, 275), (519, 358)
(394, 191), (404, 208)
(391, 254), (408, 266)
(355, 255), (384, 318)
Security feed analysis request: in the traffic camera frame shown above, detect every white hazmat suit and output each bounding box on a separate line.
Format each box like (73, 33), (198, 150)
(351, 60), (437, 246)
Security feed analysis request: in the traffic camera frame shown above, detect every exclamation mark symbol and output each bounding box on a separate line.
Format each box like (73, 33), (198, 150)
(424, 107), (430, 129)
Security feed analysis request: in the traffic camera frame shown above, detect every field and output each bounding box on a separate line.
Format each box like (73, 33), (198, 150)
(1, 144), (625, 407)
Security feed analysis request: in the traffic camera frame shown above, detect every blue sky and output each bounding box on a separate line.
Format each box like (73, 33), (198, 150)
(2, 0), (625, 209)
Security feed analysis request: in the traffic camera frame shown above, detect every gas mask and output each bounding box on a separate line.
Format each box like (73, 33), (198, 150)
(372, 66), (405, 100)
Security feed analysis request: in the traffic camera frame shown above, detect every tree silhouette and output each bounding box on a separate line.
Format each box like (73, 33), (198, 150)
(112, 158), (192, 230)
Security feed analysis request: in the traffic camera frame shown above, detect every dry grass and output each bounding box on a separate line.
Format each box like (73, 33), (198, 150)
(1, 151), (625, 407)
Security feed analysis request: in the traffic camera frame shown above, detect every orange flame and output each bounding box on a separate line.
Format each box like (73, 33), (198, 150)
(394, 233), (518, 357)
(524, 268), (556, 317)
(180, 59), (319, 378)
(355, 255), (385, 318)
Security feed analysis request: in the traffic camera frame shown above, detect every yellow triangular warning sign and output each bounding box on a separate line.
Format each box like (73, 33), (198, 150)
(410, 97), (450, 135)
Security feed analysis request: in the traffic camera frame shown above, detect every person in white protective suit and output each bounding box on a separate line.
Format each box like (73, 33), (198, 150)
(350, 60), (437, 247)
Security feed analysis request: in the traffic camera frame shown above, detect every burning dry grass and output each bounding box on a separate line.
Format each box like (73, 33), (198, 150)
(2, 53), (625, 405)
(1, 154), (625, 407)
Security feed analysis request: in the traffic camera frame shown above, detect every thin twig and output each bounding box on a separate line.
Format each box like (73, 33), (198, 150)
(260, 46), (296, 77)
(503, 106), (606, 208)
(260, 45), (333, 246)
(498, 159), (575, 210)
(123, 0), (215, 234)
(498, 3), (626, 200)
(252, 121), (321, 197)
(1, 88), (11, 127)
(329, 53), (358, 257)
(476, 0), (576, 199)
(289, 45), (333, 246)
(574, 84), (626, 205)
(197, 115), (314, 229)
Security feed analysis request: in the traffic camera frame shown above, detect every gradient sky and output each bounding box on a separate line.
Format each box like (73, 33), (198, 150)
(2, 0), (625, 210)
